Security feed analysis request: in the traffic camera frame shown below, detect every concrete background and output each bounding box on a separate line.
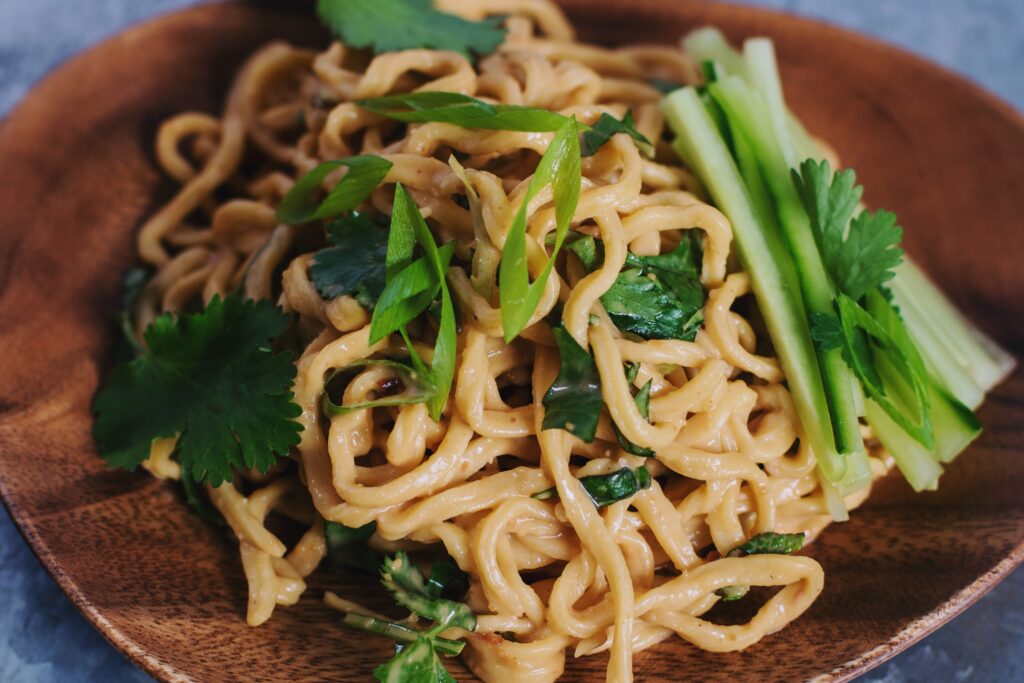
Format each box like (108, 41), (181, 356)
(1, 1), (1021, 681)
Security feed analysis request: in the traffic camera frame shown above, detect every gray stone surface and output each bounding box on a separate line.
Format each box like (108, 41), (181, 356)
(0, 1), (1021, 681)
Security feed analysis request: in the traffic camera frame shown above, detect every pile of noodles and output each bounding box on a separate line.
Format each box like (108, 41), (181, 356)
(130, 1), (890, 680)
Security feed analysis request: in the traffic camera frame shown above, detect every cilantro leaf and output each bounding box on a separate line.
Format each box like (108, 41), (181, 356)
(793, 159), (903, 300)
(581, 111), (652, 157)
(93, 295), (302, 486)
(563, 233), (706, 342)
(381, 551), (477, 630)
(373, 638), (456, 683)
(317, 0), (506, 61)
(276, 155), (392, 224)
(809, 312), (844, 352)
(541, 327), (603, 443)
(357, 92), (569, 132)
(601, 269), (704, 341)
(613, 379), (654, 457)
(534, 466), (652, 508)
(716, 532), (806, 601)
(830, 292), (934, 448)
(730, 532), (805, 556)
(310, 212), (389, 306)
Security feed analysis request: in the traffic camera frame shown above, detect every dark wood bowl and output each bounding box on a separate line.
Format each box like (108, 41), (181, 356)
(0, 1), (1021, 681)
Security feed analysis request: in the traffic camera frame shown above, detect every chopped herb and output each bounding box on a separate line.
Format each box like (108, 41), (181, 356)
(716, 532), (805, 601)
(325, 521), (381, 574)
(541, 327), (603, 443)
(276, 155), (392, 224)
(499, 116), (582, 341)
(310, 212), (389, 306)
(317, 0), (507, 62)
(533, 466), (652, 508)
(580, 111), (652, 157)
(93, 295), (302, 486)
(357, 91), (569, 132)
(566, 233), (706, 342)
(613, 379), (655, 457)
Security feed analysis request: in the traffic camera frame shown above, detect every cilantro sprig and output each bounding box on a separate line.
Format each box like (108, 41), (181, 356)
(317, 0), (506, 62)
(793, 160), (904, 301)
(340, 551), (476, 683)
(93, 295), (302, 486)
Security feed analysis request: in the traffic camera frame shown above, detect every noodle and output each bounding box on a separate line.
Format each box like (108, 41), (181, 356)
(130, 2), (893, 680)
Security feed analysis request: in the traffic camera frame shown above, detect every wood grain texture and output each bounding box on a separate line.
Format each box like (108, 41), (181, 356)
(0, 1), (1021, 681)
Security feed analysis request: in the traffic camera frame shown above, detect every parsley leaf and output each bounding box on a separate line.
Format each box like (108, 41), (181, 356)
(277, 156), (392, 224)
(541, 327), (603, 443)
(809, 311), (844, 352)
(357, 92), (569, 132)
(310, 212), (389, 306)
(793, 159), (903, 300)
(93, 295), (302, 486)
(317, 0), (506, 61)
(581, 111), (652, 157)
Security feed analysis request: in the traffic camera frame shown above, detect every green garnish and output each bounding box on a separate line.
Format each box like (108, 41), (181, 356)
(533, 466), (652, 508)
(499, 116), (582, 341)
(321, 359), (436, 416)
(541, 327), (603, 442)
(93, 295), (302, 486)
(614, 378), (655, 457)
(356, 91), (569, 132)
(793, 160), (904, 301)
(341, 551), (476, 683)
(325, 521), (381, 574)
(276, 155), (392, 224)
(580, 111), (652, 157)
(567, 232), (706, 342)
(367, 184), (457, 421)
(317, 0), (506, 62)
(310, 212), (389, 306)
(716, 532), (805, 601)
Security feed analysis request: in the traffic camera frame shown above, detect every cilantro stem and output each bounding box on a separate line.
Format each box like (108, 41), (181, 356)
(340, 612), (465, 656)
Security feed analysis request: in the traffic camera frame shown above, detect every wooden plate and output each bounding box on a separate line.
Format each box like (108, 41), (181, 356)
(0, 1), (1021, 681)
